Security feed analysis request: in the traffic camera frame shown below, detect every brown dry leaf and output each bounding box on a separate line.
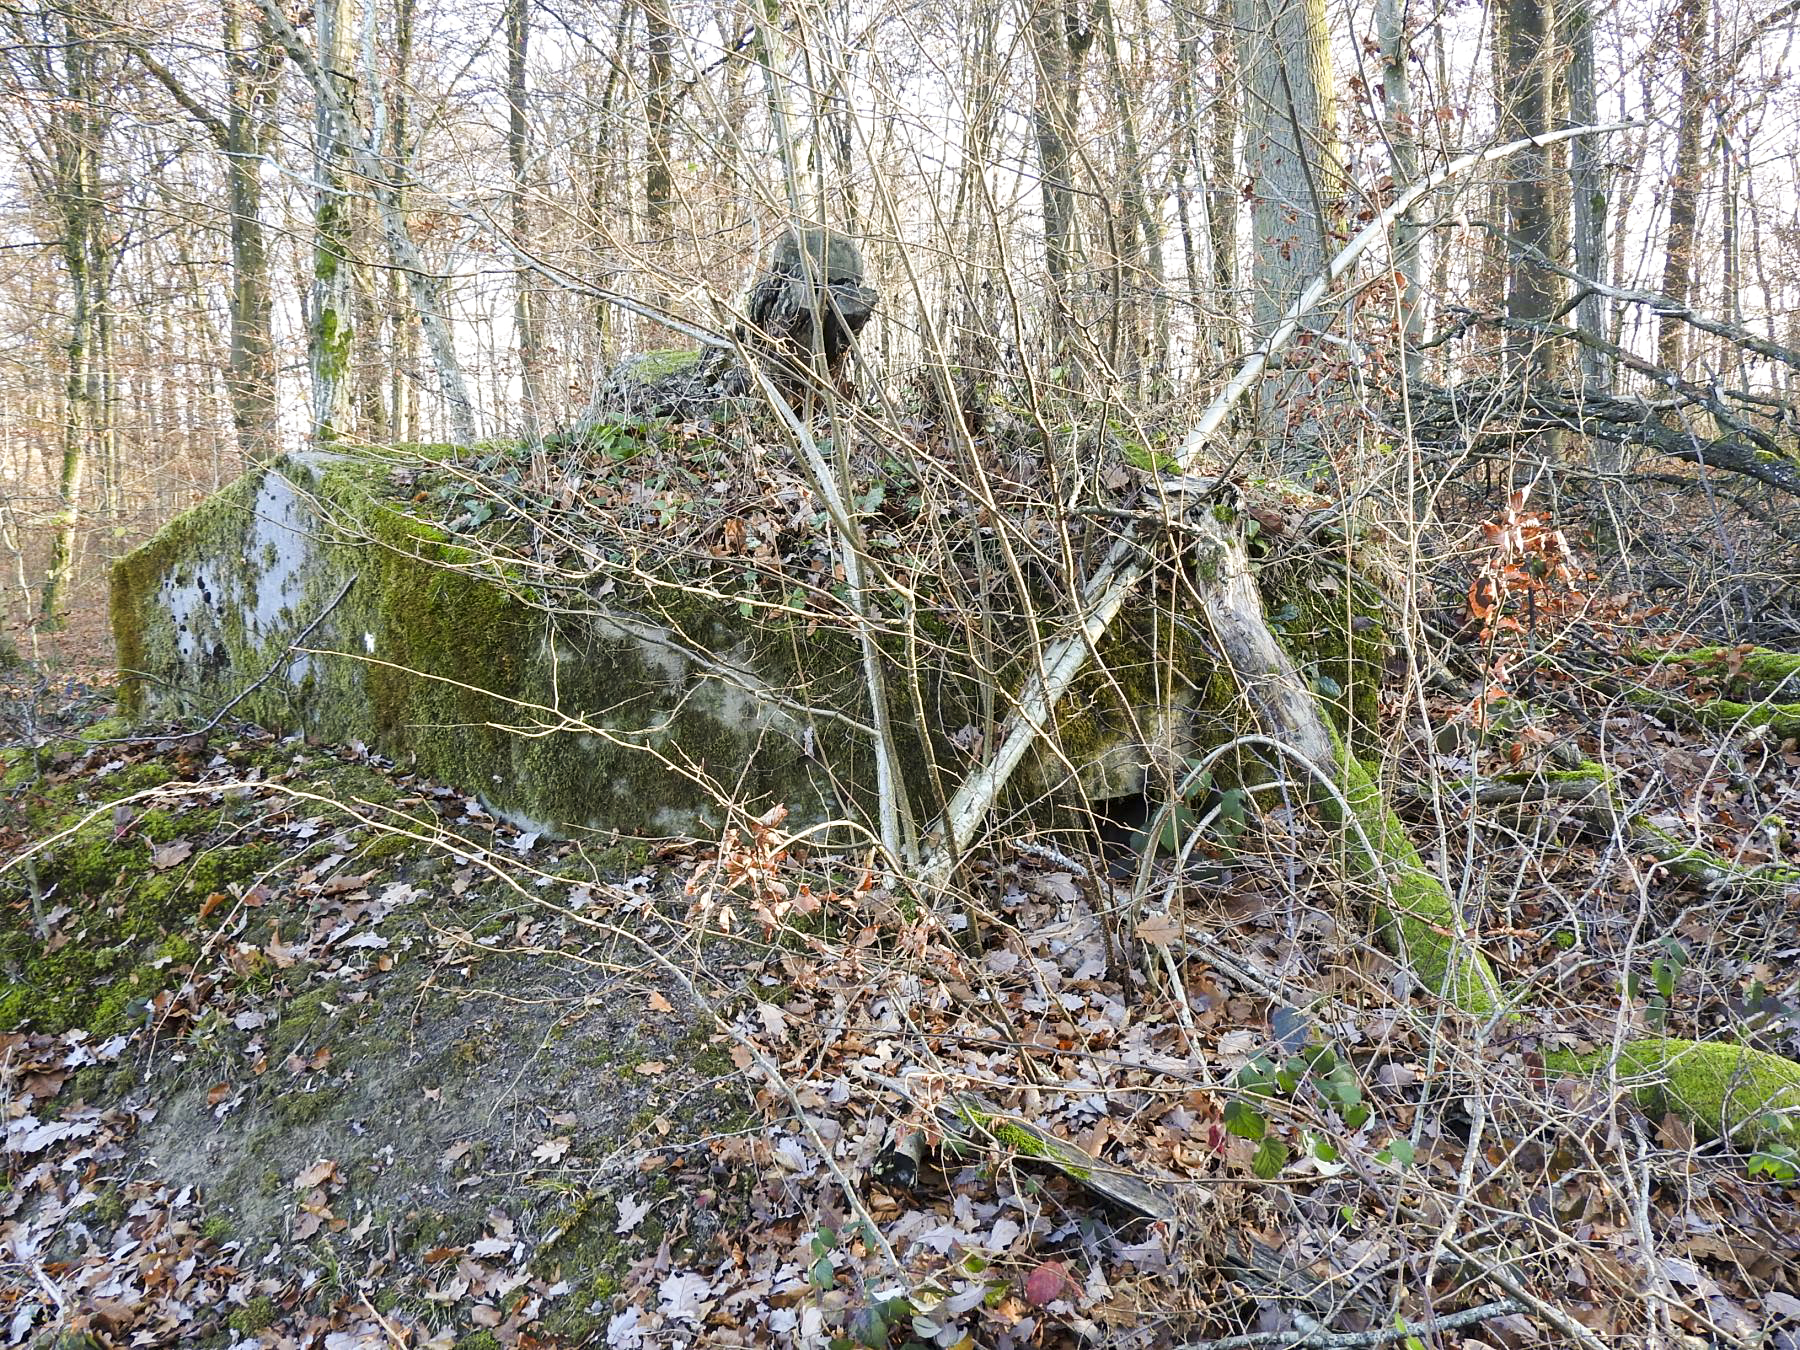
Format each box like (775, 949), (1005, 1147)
(634, 1061), (668, 1077)
(1136, 914), (1182, 946)
(198, 890), (230, 921)
(151, 840), (194, 870)
(293, 1158), (339, 1189)
(647, 991), (674, 1013)
(532, 1135), (572, 1163)
(206, 1081), (232, 1107)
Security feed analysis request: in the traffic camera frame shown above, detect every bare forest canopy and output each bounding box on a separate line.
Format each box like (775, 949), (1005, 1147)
(0, 0), (1798, 646)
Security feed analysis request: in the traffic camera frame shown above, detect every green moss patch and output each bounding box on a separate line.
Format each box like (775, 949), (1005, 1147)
(1545, 1037), (1800, 1147)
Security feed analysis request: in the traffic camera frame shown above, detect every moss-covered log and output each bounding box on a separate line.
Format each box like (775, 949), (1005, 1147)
(1630, 644), (1800, 741)
(1545, 1038), (1800, 1147)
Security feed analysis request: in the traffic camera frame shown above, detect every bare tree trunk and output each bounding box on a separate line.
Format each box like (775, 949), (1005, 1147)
(1234, 0), (1338, 463)
(508, 0), (546, 436)
(1564, 0), (1608, 392)
(1657, 0), (1706, 373)
(1377, 0), (1422, 385)
(39, 5), (107, 629)
(389, 0), (416, 444)
(1499, 0), (1557, 377)
(1207, 0), (1239, 366)
(1095, 0), (1167, 386)
(309, 0), (357, 444)
(129, 1), (283, 462)
(223, 1), (281, 460)
(1027, 0), (1092, 383)
(258, 0), (478, 444)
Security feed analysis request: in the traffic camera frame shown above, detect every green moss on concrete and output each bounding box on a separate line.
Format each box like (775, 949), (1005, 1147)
(1544, 1038), (1800, 1147)
(624, 349), (700, 381)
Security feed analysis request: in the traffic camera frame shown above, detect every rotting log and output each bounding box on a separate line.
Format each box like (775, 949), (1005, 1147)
(1543, 1038), (1800, 1147)
(1627, 644), (1800, 741)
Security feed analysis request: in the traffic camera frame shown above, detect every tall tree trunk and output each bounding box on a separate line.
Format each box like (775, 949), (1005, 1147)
(1377, 0), (1422, 385)
(1234, 0), (1339, 463)
(40, 5), (106, 629)
(1657, 0), (1706, 373)
(1499, 0), (1557, 377)
(1564, 0), (1608, 392)
(309, 0), (357, 444)
(1095, 0), (1167, 386)
(390, 0), (417, 444)
(258, 0), (478, 444)
(1027, 0), (1092, 383)
(508, 0), (546, 436)
(1207, 0), (1239, 366)
(224, 1), (281, 461)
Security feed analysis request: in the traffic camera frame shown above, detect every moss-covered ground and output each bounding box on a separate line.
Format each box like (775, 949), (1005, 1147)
(1, 717), (754, 1347)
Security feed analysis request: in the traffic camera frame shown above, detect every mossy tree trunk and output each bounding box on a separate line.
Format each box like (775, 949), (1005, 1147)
(308, 0), (357, 445)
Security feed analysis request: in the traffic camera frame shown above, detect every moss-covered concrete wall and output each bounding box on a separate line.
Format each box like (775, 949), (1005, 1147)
(112, 452), (1383, 841)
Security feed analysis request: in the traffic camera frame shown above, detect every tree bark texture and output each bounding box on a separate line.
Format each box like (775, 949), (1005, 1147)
(1499, 0), (1558, 376)
(309, 0), (357, 444)
(258, 0), (478, 444)
(1027, 0), (1092, 381)
(1377, 0), (1422, 385)
(38, 5), (109, 628)
(509, 0), (546, 439)
(1233, 0), (1338, 462)
(1657, 0), (1707, 373)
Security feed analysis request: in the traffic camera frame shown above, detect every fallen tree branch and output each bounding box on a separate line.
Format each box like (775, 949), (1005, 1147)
(917, 120), (1635, 886)
(1415, 380), (1800, 497)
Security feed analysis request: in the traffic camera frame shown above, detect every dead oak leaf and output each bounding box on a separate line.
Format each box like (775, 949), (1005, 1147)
(532, 1135), (572, 1164)
(151, 840), (194, 870)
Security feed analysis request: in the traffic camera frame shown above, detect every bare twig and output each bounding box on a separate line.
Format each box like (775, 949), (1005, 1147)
(1175, 1299), (1523, 1349)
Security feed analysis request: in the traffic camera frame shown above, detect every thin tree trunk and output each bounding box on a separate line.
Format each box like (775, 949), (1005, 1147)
(509, 0), (546, 436)
(40, 7), (104, 629)
(1234, 0), (1338, 463)
(309, 0), (357, 444)
(1657, 0), (1706, 373)
(1095, 0), (1167, 385)
(390, 0), (416, 443)
(1500, 0), (1557, 377)
(224, 1), (281, 460)
(1207, 0), (1239, 366)
(1565, 0), (1608, 392)
(258, 0), (478, 444)
(1026, 0), (1092, 384)
(1377, 0), (1422, 385)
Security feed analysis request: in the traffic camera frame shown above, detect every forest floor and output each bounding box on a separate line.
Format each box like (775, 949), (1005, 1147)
(3, 450), (1800, 1348)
